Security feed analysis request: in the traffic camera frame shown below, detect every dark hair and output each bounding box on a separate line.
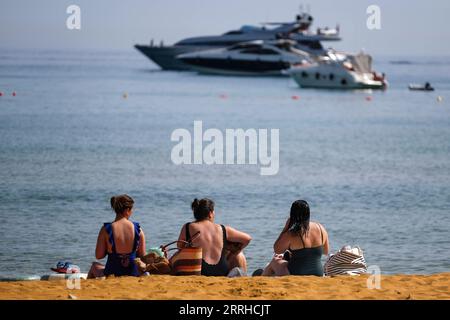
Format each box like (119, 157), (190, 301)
(110, 194), (134, 215)
(191, 198), (215, 221)
(287, 200), (310, 236)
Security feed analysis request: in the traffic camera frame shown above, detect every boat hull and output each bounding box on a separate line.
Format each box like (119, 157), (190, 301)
(408, 86), (434, 91)
(134, 45), (213, 70)
(289, 67), (386, 89)
(178, 57), (291, 76)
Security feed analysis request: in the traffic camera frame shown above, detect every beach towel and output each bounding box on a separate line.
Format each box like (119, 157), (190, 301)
(324, 245), (367, 276)
(50, 261), (80, 274)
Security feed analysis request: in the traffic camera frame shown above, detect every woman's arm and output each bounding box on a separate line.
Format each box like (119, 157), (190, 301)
(225, 226), (252, 251)
(95, 226), (107, 260)
(137, 230), (146, 258)
(282, 218), (291, 233)
(273, 218), (291, 254)
(319, 223), (329, 255)
(273, 232), (290, 254)
(177, 224), (187, 249)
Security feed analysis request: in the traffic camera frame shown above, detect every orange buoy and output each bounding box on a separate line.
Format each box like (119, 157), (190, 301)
(365, 96), (372, 101)
(219, 94), (228, 99)
(12, 91), (17, 97)
(0, 92), (3, 97)
(291, 95), (300, 100)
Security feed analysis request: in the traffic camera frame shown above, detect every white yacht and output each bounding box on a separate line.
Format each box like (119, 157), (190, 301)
(177, 40), (313, 76)
(134, 12), (340, 70)
(287, 51), (387, 89)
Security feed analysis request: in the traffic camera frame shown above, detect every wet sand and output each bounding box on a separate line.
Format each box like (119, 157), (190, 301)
(1, 273), (449, 300)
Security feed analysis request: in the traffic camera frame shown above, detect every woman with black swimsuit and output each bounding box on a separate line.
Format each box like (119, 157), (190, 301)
(261, 200), (329, 277)
(177, 198), (252, 276)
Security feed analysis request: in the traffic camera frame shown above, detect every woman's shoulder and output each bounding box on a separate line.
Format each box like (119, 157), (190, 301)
(101, 222), (112, 231)
(311, 221), (325, 228)
(98, 224), (108, 238)
(311, 221), (327, 236)
(182, 221), (193, 230)
(131, 221), (142, 231)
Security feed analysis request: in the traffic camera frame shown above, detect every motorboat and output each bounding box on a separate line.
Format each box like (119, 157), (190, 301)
(134, 12), (341, 70)
(287, 51), (387, 89)
(408, 83), (434, 91)
(176, 40), (313, 76)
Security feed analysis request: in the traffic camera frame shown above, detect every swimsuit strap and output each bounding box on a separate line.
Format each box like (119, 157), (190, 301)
(103, 223), (116, 254)
(185, 222), (191, 242)
(299, 231), (306, 249)
(132, 222), (141, 252)
(220, 225), (227, 253)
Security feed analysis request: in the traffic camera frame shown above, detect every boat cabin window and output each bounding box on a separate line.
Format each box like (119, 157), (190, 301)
(223, 30), (243, 35)
(297, 41), (323, 50)
(241, 48), (278, 55)
(229, 44), (261, 51)
(275, 42), (294, 50)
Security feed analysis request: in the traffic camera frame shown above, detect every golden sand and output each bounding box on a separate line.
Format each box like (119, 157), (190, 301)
(1, 273), (449, 300)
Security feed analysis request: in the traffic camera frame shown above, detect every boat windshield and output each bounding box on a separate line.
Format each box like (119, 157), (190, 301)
(275, 42), (293, 50)
(241, 48), (278, 55)
(223, 30), (244, 35)
(228, 42), (263, 51)
(223, 25), (264, 35)
(347, 54), (373, 73)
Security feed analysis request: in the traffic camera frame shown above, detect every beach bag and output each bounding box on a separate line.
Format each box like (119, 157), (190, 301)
(134, 251), (171, 275)
(324, 245), (367, 276)
(161, 231), (202, 276)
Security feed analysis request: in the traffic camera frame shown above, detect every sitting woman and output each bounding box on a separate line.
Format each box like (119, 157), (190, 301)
(261, 200), (329, 277)
(177, 198), (252, 276)
(88, 194), (146, 278)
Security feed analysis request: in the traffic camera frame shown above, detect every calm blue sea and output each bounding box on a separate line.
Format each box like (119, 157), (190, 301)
(0, 49), (449, 278)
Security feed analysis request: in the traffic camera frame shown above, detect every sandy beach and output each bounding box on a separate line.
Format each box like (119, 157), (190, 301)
(1, 273), (449, 300)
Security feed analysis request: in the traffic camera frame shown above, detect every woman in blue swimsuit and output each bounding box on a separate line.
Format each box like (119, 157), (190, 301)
(88, 194), (146, 278)
(261, 200), (329, 276)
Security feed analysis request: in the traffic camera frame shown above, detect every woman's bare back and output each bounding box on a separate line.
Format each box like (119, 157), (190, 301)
(288, 222), (326, 250)
(185, 221), (224, 265)
(106, 219), (136, 254)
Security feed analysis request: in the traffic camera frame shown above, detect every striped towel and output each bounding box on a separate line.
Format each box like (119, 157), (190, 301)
(324, 246), (367, 276)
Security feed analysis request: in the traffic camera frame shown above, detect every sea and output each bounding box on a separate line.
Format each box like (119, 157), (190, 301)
(0, 49), (449, 278)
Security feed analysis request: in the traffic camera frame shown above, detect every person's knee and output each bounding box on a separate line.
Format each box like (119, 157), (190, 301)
(228, 252), (247, 271)
(236, 252), (247, 267)
(237, 252), (246, 262)
(88, 262), (105, 278)
(272, 260), (289, 276)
